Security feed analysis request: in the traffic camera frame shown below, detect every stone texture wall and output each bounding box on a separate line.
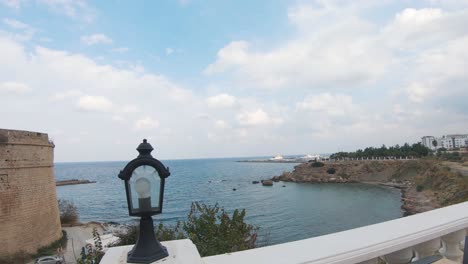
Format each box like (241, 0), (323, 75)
(0, 129), (62, 256)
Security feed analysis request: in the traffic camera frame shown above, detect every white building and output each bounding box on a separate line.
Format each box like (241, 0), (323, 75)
(422, 134), (468, 150)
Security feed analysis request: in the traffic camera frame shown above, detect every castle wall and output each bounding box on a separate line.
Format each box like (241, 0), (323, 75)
(0, 129), (62, 256)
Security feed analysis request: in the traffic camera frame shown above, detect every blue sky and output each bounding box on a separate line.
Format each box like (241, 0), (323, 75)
(1, 0), (468, 162)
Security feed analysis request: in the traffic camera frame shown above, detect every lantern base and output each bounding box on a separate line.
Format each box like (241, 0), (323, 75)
(127, 216), (168, 263)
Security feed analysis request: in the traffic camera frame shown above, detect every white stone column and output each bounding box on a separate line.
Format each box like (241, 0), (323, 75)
(384, 247), (413, 264)
(440, 229), (466, 262)
(413, 238), (441, 261)
(358, 258), (380, 264)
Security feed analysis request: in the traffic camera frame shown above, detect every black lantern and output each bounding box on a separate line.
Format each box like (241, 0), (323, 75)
(118, 139), (171, 263)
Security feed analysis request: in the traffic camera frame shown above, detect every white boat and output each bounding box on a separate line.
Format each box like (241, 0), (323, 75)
(269, 155), (284, 161)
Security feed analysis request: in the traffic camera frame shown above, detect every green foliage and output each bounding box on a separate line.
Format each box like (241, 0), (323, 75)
(437, 152), (462, 161)
(0, 231), (67, 264)
(58, 199), (79, 225)
(156, 222), (186, 241)
(326, 168), (336, 174)
(310, 161), (325, 167)
(111, 202), (258, 257)
(184, 202), (257, 257)
(416, 185), (424, 192)
(0, 251), (30, 264)
(33, 230), (67, 258)
(77, 228), (104, 264)
(330, 142), (430, 159)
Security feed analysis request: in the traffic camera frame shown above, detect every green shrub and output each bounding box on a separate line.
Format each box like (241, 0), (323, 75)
(33, 230), (67, 258)
(58, 199), (79, 225)
(185, 202), (257, 257)
(0, 231), (67, 264)
(416, 185), (424, 192)
(326, 168), (336, 174)
(311, 161), (324, 167)
(0, 251), (30, 264)
(110, 202), (258, 257)
(77, 228), (104, 264)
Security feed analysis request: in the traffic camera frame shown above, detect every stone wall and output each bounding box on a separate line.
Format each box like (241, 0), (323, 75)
(0, 129), (62, 256)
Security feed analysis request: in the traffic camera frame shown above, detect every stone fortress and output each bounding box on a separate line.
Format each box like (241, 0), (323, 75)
(0, 129), (62, 256)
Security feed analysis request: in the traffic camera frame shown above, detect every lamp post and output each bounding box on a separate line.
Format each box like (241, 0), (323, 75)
(118, 139), (171, 263)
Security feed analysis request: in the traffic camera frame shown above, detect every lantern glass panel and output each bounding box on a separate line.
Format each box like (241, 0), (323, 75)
(128, 165), (161, 213)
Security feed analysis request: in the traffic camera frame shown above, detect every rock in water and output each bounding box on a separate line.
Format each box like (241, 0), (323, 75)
(262, 180), (273, 186)
(252, 180), (260, 184)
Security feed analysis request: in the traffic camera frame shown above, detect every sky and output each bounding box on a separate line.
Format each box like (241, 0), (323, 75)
(1, 0), (468, 162)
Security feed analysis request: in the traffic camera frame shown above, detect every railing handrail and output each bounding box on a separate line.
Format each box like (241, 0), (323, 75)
(203, 201), (468, 264)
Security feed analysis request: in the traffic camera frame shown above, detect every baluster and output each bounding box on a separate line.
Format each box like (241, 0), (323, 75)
(384, 247), (413, 264)
(440, 229), (466, 262)
(413, 238), (441, 261)
(358, 258), (379, 264)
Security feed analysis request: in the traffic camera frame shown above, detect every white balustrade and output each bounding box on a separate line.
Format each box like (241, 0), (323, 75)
(384, 247), (413, 264)
(440, 229), (466, 262)
(102, 202), (468, 264)
(413, 238), (441, 261)
(204, 202), (468, 264)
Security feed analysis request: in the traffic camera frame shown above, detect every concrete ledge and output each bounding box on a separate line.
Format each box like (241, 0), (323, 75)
(100, 239), (203, 264)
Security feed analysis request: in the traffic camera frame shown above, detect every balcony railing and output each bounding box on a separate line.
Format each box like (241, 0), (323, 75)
(101, 201), (468, 264)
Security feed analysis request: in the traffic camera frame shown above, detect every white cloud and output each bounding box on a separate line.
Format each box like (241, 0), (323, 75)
(112, 47), (129, 53)
(214, 120), (230, 129)
(120, 105), (140, 114)
(50, 90), (82, 101)
(3, 18), (29, 29)
(204, 41), (249, 75)
(76, 95), (113, 112)
(205, 16), (390, 89)
(81, 34), (113, 45)
(2, 18), (36, 41)
(297, 93), (356, 116)
(37, 0), (95, 22)
(382, 8), (468, 50)
(237, 109), (283, 126)
(0, 81), (31, 94)
(206, 93), (237, 108)
(135, 117), (159, 130)
(165, 48), (174, 55)
(0, 0), (23, 9)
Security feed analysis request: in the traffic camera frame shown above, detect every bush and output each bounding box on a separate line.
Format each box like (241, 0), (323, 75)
(58, 199), (79, 225)
(326, 168), (336, 174)
(0, 231), (67, 264)
(77, 228), (104, 264)
(33, 230), (67, 258)
(416, 185), (424, 192)
(0, 251), (30, 264)
(112, 222), (185, 247)
(111, 202), (258, 257)
(185, 202), (257, 257)
(311, 161), (324, 168)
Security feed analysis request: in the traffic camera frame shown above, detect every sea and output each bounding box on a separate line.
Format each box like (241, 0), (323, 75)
(55, 157), (402, 245)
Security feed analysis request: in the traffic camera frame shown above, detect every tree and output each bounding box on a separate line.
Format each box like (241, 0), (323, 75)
(432, 140), (438, 147)
(58, 199), (78, 225)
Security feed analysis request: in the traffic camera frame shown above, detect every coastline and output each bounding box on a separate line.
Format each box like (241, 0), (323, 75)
(270, 159), (468, 217)
(362, 181), (439, 216)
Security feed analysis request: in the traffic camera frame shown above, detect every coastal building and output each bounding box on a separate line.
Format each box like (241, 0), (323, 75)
(0, 129), (62, 256)
(421, 134), (468, 150)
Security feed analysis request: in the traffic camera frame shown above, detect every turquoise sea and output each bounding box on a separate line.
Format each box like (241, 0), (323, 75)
(55, 157), (402, 245)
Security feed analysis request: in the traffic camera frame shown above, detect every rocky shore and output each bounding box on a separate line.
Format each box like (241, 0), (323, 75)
(272, 159), (467, 216)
